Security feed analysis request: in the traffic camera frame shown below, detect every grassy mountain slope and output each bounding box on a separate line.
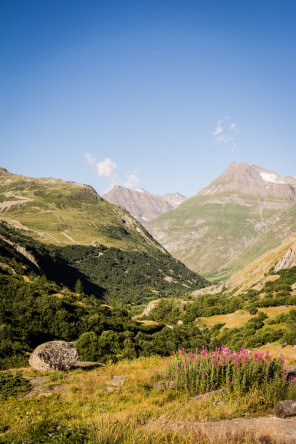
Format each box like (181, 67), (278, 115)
(147, 163), (296, 281)
(0, 220), (207, 309)
(227, 232), (296, 294)
(0, 167), (208, 307)
(222, 203), (296, 280)
(0, 167), (164, 253)
(147, 193), (279, 278)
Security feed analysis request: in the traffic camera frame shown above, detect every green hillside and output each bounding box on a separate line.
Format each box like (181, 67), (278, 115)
(0, 167), (208, 311)
(0, 222), (209, 369)
(224, 203), (296, 279)
(147, 193), (282, 279)
(145, 267), (296, 352)
(144, 235), (296, 355)
(0, 167), (164, 253)
(147, 163), (296, 281)
(0, 221), (207, 309)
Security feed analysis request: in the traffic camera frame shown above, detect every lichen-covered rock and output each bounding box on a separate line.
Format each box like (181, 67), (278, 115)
(29, 341), (79, 371)
(274, 400), (296, 418)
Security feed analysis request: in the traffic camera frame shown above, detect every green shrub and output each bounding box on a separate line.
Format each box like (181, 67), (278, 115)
(153, 346), (289, 406)
(0, 372), (30, 399)
(2, 419), (90, 444)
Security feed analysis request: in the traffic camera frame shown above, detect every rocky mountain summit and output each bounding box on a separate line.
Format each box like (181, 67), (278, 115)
(199, 162), (296, 205)
(103, 185), (186, 222)
(147, 162), (296, 281)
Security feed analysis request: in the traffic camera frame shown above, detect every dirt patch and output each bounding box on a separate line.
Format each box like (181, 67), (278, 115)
(144, 416), (296, 443)
(18, 376), (53, 399)
(0, 198), (33, 213)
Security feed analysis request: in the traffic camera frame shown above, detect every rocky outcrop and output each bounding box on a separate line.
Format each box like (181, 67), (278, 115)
(73, 361), (105, 369)
(0, 235), (40, 269)
(274, 400), (296, 418)
(192, 283), (229, 297)
(274, 243), (296, 272)
(141, 299), (161, 317)
(29, 341), (79, 371)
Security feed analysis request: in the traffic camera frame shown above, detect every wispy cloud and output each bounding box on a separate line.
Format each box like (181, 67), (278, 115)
(212, 117), (239, 147)
(124, 169), (139, 188)
(147, 50), (161, 58)
(86, 153), (141, 191)
(212, 119), (223, 136)
(86, 153), (118, 180)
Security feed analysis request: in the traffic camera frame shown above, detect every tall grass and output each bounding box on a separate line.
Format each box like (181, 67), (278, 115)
(154, 346), (289, 405)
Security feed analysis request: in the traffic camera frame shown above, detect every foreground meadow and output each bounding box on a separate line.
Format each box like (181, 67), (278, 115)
(1, 347), (296, 444)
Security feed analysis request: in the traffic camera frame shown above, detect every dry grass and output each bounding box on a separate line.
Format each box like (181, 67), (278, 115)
(1, 354), (292, 443)
(226, 233), (296, 294)
(254, 342), (296, 365)
(260, 305), (296, 317)
(199, 310), (253, 329)
(200, 306), (296, 330)
(136, 319), (158, 325)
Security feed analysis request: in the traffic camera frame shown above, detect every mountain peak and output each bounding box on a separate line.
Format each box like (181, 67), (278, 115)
(103, 185), (187, 222)
(198, 162), (296, 200)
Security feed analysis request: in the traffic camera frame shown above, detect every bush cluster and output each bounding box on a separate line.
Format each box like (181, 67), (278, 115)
(0, 372), (30, 399)
(154, 346), (289, 406)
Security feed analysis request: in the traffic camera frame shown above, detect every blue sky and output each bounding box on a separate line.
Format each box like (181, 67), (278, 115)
(1, 0), (296, 196)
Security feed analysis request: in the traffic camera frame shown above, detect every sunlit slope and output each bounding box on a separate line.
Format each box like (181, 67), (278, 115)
(0, 168), (164, 253)
(226, 232), (296, 294)
(148, 193), (282, 278)
(224, 203), (296, 275)
(147, 162), (296, 280)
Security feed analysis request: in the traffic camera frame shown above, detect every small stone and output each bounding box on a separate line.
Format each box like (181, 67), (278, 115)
(189, 388), (226, 401)
(37, 392), (53, 398)
(73, 361), (105, 369)
(84, 406), (96, 412)
(216, 401), (225, 407)
(107, 376), (125, 386)
(153, 380), (175, 390)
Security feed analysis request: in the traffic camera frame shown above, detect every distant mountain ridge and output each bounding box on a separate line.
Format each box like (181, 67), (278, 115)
(103, 185), (187, 222)
(146, 162), (296, 281)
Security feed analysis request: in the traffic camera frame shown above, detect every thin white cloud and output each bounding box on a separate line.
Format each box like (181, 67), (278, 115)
(85, 153), (118, 179)
(229, 123), (238, 135)
(213, 117), (239, 146)
(147, 50), (161, 58)
(124, 170), (139, 188)
(212, 120), (223, 136)
(85, 152), (96, 166)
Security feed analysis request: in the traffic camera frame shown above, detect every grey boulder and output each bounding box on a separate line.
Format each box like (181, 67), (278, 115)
(29, 341), (79, 371)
